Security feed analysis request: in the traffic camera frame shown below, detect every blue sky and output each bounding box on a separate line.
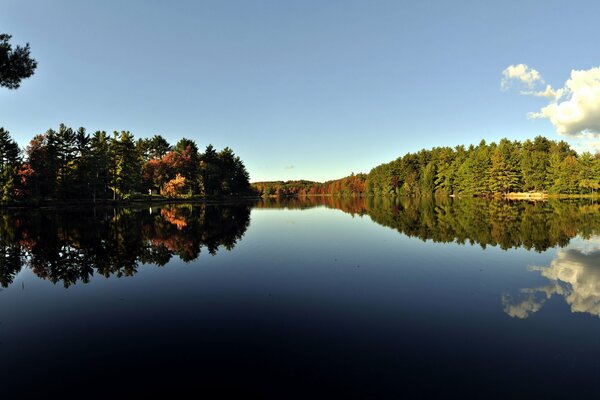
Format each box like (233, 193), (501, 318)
(2, 0), (600, 182)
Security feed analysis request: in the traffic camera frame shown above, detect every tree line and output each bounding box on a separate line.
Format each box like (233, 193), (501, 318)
(254, 136), (600, 197)
(0, 124), (251, 203)
(366, 136), (599, 196)
(252, 173), (367, 197)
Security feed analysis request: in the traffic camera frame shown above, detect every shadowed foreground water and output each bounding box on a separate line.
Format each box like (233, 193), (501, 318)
(1, 198), (600, 398)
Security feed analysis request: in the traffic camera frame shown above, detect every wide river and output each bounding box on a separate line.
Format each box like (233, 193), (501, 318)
(1, 197), (600, 398)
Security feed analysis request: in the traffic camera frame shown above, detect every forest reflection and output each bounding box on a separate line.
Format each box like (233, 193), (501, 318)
(0, 203), (251, 288)
(261, 196), (600, 318)
(3, 197), (600, 294)
(258, 196), (600, 251)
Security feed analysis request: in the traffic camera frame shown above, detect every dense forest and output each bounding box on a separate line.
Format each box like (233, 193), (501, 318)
(0, 124), (251, 203)
(253, 136), (600, 197)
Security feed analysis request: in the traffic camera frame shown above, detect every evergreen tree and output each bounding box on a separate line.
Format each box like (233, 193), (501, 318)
(488, 139), (520, 195)
(174, 138), (200, 194)
(55, 123), (78, 198)
(0, 33), (37, 89)
(578, 152), (598, 194)
(109, 131), (141, 199)
(72, 127), (91, 197)
(0, 128), (21, 202)
(89, 131), (111, 201)
(420, 161), (436, 195)
(199, 145), (220, 196)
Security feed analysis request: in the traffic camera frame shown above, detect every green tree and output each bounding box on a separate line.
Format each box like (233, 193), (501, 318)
(0, 34), (37, 89)
(56, 123), (77, 198)
(89, 131), (111, 201)
(0, 128), (21, 201)
(109, 131), (141, 199)
(434, 147), (456, 195)
(578, 152), (598, 194)
(520, 136), (549, 192)
(174, 138), (200, 194)
(72, 127), (91, 197)
(137, 135), (172, 161)
(420, 161), (436, 195)
(488, 140), (520, 195)
(199, 145), (220, 196)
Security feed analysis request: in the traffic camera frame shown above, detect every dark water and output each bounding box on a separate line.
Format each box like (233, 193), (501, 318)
(2, 198), (600, 398)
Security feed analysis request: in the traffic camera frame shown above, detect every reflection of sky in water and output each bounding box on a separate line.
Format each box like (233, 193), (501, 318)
(504, 235), (600, 318)
(3, 204), (600, 397)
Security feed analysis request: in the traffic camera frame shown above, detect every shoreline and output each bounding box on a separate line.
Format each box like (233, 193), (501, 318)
(0, 195), (262, 209)
(4, 192), (600, 209)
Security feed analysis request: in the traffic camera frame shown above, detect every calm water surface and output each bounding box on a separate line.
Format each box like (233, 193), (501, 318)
(1, 198), (600, 398)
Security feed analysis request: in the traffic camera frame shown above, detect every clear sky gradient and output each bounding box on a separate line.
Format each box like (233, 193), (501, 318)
(2, 0), (599, 182)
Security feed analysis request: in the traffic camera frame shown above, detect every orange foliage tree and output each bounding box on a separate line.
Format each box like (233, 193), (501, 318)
(161, 174), (188, 198)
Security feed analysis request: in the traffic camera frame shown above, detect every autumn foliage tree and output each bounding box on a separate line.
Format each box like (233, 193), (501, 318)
(0, 123), (252, 204)
(161, 174), (188, 198)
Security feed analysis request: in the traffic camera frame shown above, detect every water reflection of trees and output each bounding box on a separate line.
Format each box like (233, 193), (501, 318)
(259, 197), (600, 319)
(0, 204), (250, 288)
(256, 196), (369, 216)
(260, 197), (600, 251)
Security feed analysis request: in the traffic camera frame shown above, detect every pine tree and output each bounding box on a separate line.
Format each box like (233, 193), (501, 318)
(488, 140), (520, 195)
(109, 131), (141, 199)
(578, 152), (597, 194)
(89, 131), (111, 201)
(199, 145), (220, 196)
(0, 128), (21, 202)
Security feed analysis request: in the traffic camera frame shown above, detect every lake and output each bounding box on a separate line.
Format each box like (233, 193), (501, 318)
(1, 197), (600, 398)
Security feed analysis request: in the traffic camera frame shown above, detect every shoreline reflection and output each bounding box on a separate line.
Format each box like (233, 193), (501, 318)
(259, 196), (600, 251)
(2, 197), (600, 294)
(0, 203), (251, 288)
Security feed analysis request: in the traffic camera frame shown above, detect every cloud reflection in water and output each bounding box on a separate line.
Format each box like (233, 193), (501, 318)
(504, 236), (600, 318)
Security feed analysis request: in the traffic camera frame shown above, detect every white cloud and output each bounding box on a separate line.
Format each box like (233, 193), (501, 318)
(503, 64), (600, 137)
(501, 64), (544, 90)
(528, 67), (600, 136)
(521, 84), (562, 100)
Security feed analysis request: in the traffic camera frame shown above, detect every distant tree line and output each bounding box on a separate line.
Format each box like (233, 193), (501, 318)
(252, 173), (367, 197)
(0, 124), (251, 203)
(254, 136), (600, 197)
